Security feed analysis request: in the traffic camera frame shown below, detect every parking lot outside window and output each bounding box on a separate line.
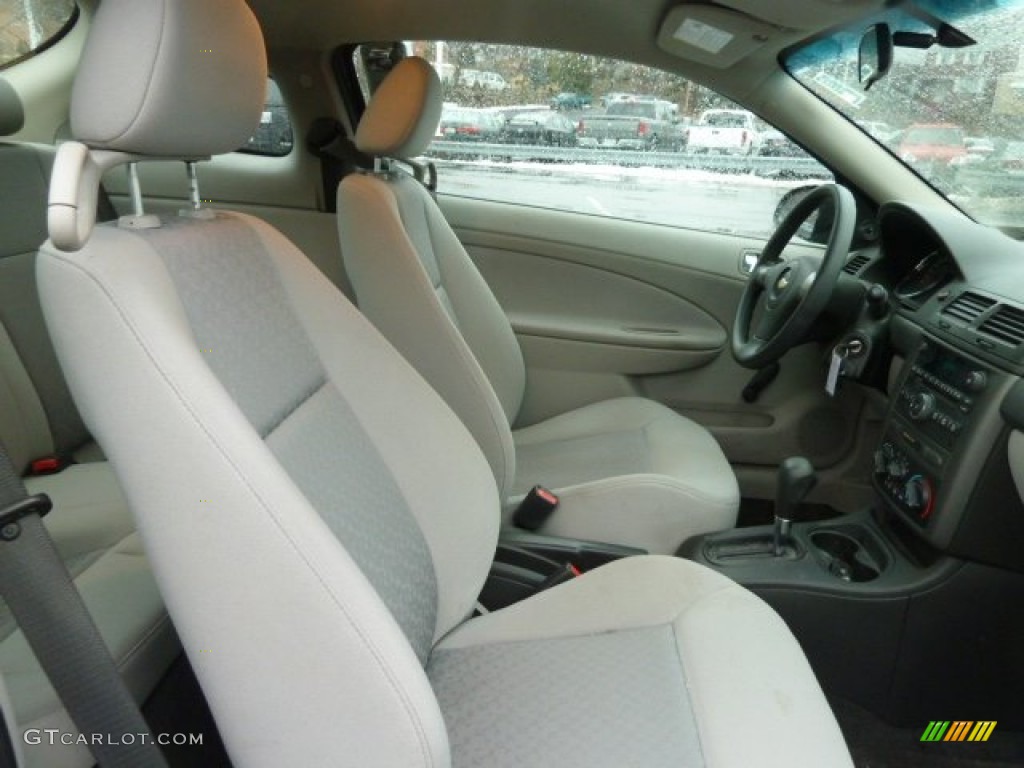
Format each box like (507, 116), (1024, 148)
(236, 78), (294, 157)
(0, 0), (77, 69)
(355, 42), (831, 241)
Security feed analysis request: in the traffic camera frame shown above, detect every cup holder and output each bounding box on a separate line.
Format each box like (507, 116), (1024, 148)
(810, 528), (887, 583)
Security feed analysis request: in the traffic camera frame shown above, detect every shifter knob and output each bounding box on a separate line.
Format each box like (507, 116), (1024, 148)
(776, 456), (818, 523)
(774, 457), (817, 556)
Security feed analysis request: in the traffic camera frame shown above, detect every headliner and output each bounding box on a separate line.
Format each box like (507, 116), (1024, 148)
(247, 0), (887, 101)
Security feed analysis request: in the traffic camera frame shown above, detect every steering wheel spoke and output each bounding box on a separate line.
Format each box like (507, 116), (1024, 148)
(731, 184), (857, 369)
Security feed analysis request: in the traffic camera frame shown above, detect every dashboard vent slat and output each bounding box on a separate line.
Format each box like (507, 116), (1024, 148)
(941, 292), (995, 325)
(979, 305), (1024, 346)
(842, 254), (870, 275)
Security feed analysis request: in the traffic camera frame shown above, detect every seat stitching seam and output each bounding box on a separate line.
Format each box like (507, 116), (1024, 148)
(47, 249), (438, 768)
(260, 375), (328, 439)
(670, 620), (707, 765)
(669, 581), (735, 763)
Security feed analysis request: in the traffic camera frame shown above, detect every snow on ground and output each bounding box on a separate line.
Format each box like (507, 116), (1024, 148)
(434, 157), (830, 189)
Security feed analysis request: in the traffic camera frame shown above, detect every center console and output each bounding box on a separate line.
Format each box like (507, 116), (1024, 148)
(874, 337), (1013, 550)
(679, 332), (1024, 728)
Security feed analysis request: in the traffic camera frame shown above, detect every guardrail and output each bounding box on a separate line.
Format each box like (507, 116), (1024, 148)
(426, 140), (831, 178)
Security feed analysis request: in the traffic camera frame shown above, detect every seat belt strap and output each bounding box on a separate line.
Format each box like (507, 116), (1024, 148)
(306, 117), (374, 212)
(0, 444), (167, 768)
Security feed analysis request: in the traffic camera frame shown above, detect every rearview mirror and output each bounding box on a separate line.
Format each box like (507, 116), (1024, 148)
(858, 24), (893, 91)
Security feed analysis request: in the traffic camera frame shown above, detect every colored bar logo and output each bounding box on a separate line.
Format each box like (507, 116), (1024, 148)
(920, 721), (997, 742)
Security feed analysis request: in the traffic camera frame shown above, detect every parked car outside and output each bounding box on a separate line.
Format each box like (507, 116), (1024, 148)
(599, 91), (634, 107)
(550, 92), (591, 111)
(458, 69), (508, 90)
(577, 99), (678, 150)
(504, 110), (579, 146)
(861, 120), (897, 144)
(898, 123), (968, 167)
(1001, 141), (1024, 171)
(758, 129), (806, 158)
(954, 140), (1024, 197)
(239, 79), (293, 156)
(965, 136), (996, 159)
(439, 106), (504, 141)
(686, 109), (761, 155)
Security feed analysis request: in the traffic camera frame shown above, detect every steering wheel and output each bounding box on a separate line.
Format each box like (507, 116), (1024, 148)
(732, 183), (857, 369)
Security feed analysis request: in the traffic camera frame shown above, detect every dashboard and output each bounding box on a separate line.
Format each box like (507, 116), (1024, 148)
(839, 200), (1024, 572)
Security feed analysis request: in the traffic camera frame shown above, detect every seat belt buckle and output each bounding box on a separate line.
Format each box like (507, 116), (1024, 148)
(512, 485), (560, 531)
(536, 561), (581, 592)
(0, 493), (52, 540)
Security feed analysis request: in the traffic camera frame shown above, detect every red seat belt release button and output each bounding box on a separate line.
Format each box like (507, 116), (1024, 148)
(513, 485), (560, 531)
(29, 457), (62, 476)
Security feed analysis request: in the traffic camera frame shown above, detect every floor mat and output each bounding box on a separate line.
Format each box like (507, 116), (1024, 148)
(831, 697), (1024, 768)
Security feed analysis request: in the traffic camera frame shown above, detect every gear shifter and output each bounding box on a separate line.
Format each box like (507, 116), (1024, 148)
(774, 457), (817, 556)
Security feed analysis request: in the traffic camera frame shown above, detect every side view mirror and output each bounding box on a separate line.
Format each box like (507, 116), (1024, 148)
(858, 23), (893, 91)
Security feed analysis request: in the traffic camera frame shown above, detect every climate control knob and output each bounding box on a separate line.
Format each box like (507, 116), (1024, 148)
(908, 391), (936, 421)
(903, 474), (934, 519)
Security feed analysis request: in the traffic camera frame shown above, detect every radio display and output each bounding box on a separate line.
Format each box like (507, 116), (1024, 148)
(921, 346), (978, 391)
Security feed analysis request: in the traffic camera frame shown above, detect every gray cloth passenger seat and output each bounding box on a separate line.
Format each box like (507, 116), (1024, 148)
(0, 81), (179, 768)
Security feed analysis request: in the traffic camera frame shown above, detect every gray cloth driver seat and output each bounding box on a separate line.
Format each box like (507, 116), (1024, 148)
(338, 57), (739, 554)
(37, 1), (853, 766)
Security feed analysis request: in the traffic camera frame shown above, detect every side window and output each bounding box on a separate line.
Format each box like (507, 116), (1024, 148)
(237, 79), (294, 157)
(0, 0), (77, 69)
(359, 42), (831, 241)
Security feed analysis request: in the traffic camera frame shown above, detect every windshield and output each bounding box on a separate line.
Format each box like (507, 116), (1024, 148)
(785, 0), (1024, 233)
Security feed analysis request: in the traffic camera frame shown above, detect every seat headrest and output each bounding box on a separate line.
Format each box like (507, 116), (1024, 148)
(355, 57), (442, 160)
(70, 0), (267, 157)
(0, 78), (24, 136)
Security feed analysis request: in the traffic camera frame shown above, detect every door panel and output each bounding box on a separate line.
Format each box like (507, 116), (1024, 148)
(442, 195), (863, 471)
(473, 246), (726, 379)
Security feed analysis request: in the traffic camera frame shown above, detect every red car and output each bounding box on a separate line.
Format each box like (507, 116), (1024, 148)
(898, 123), (968, 166)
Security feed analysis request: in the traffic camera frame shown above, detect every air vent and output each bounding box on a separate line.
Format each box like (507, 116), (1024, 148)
(941, 292), (995, 325)
(842, 254), (870, 275)
(979, 305), (1024, 346)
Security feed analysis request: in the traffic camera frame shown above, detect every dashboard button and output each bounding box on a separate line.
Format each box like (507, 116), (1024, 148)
(964, 371), (988, 392)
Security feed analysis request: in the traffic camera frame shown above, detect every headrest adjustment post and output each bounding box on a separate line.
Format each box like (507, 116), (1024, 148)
(186, 161), (202, 211)
(128, 163), (145, 217)
(179, 161), (215, 220)
(117, 162), (161, 232)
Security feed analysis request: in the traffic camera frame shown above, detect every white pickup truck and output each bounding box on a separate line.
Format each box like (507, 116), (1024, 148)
(686, 109), (761, 155)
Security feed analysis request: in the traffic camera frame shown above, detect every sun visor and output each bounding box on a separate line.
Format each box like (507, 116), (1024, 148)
(657, 6), (782, 68)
